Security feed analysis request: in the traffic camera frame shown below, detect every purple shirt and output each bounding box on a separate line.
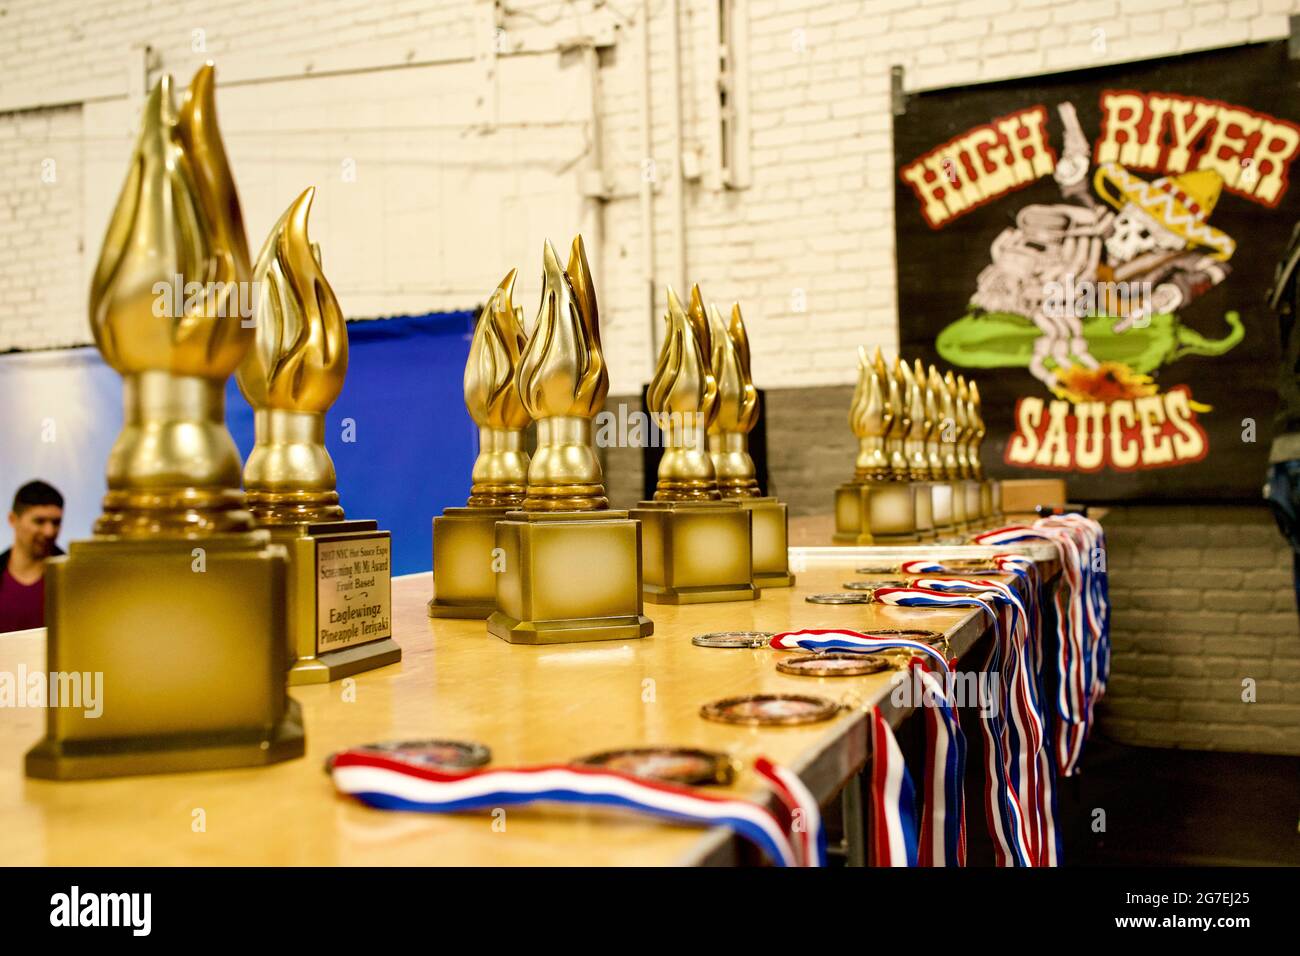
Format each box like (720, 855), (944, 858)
(0, 568), (44, 632)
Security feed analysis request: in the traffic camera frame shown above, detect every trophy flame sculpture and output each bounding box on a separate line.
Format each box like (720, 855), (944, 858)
(27, 65), (305, 779)
(705, 299), (794, 587)
(237, 186), (398, 683)
(465, 270), (531, 507)
(628, 283), (757, 604)
(517, 238), (610, 511)
(238, 187), (347, 525)
(430, 270), (534, 620)
(488, 237), (652, 642)
(707, 302), (760, 497)
(648, 286), (722, 501)
(91, 66), (254, 537)
(834, 347), (919, 543)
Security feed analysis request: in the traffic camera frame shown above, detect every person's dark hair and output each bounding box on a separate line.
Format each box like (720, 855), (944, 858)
(12, 480), (64, 516)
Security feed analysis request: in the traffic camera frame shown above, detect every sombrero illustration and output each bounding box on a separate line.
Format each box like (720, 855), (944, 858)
(1093, 162), (1236, 261)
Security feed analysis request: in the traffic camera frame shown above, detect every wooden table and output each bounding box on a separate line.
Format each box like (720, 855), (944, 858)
(0, 539), (1057, 866)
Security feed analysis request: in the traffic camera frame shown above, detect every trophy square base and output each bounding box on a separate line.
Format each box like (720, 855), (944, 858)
(488, 510), (653, 645)
(949, 479), (969, 532)
(865, 481), (919, 544)
(25, 533), (305, 780)
(275, 519), (399, 686)
(930, 481), (955, 535)
(833, 482), (867, 544)
(963, 480), (984, 532)
(912, 481), (935, 541)
(734, 496), (794, 588)
(832, 482), (917, 544)
(630, 500), (758, 605)
(429, 507), (508, 620)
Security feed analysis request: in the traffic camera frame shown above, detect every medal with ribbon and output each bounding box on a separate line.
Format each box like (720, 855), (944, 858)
(331, 750), (827, 867)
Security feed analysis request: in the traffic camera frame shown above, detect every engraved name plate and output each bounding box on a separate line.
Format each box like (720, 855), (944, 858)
(315, 531), (393, 654)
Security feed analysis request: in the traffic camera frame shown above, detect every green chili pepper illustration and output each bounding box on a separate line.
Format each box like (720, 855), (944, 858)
(934, 309), (1242, 374)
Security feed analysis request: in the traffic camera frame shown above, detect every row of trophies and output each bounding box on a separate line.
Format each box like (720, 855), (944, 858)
(430, 257), (795, 642)
(24, 64), (792, 781)
(834, 349), (1002, 544)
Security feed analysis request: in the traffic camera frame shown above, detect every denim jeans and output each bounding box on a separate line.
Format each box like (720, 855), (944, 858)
(1264, 459), (1300, 614)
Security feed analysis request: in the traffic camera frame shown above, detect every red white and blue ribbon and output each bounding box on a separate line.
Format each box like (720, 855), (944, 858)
(769, 627), (951, 672)
(974, 520), (1111, 778)
(771, 630), (966, 866)
(874, 581), (1050, 866)
(330, 750), (826, 867)
(868, 707), (918, 867)
(910, 661), (967, 866)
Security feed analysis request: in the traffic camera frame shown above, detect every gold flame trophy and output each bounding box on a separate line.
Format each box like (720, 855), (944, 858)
(630, 287), (758, 604)
(921, 360), (956, 536)
(429, 270), (531, 619)
(952, 375), (981, 527)
(900, 357), (935, 541)
(965, 379), (997, 522)
(936, 367), (970, 532)
(707, 299), (794, 588)
(487, 238), (653, 643)
(833, 348), (917, 544)
(237, 188), (399, 685)
(26, 66), (305, 778)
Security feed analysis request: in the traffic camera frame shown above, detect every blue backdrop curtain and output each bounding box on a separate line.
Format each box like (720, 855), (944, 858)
(0, 311), (477, 575)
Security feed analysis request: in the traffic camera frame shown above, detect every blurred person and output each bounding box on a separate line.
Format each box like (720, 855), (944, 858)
(1267, 223), (1300, 615)
(0, 480), (64, 633)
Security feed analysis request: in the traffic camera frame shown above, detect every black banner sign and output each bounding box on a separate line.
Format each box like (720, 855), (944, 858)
(894, 42), (1300, 500)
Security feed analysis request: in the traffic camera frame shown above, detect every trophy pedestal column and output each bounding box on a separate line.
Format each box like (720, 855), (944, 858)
(429, 506), (509, 619)
(979, 480), (993, 523)
(273, 519), (399, 686)
(25, 532), (306, 780)
(912, 482), (935, 541)
(734, 496), (794, 588)
(630, 500), (758, 605)
(488, 510), (653, 644)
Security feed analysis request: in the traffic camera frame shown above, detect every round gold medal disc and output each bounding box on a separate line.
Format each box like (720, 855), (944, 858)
(805, 592), (873, 605)
(775, 652), (890, 677)
(699, 693), (840, 726)
(692, 630), (774, 649)
(574, 747), (737, 786)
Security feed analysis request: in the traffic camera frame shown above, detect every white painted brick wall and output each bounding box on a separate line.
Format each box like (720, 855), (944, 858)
(2, 0), (1299, 393)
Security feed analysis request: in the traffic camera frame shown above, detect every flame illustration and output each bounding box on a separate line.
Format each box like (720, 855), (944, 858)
(708, 302), (758, 435)
(238, 187), (347, 412)
(516, 237), (608, 421)
(1054, 362), (1159, 404)
(464, 269), (530, 430)
(91, 64), (252, 377)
